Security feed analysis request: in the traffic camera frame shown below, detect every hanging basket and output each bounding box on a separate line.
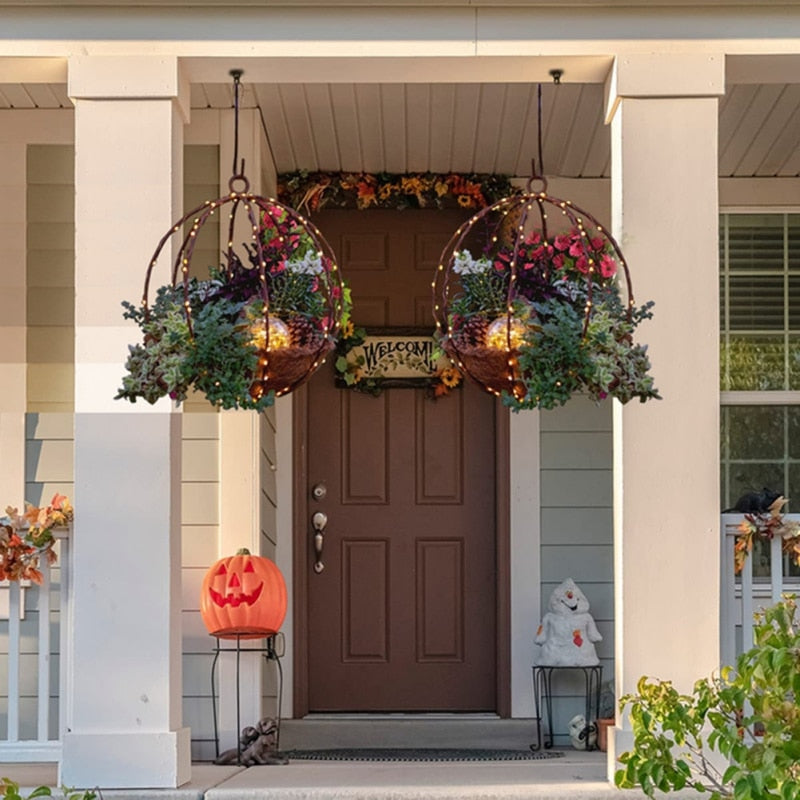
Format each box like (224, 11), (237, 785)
(432, 177), (659, 410)
(117, 72), (348, 412)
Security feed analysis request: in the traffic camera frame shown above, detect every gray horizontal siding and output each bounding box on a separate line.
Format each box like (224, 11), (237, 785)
(538, 396), (614, 747)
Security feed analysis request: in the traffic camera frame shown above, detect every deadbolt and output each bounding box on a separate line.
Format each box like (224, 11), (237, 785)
(311, 483), (327, 501)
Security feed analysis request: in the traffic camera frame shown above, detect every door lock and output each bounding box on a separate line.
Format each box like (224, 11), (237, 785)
(311, 483), (327, 501)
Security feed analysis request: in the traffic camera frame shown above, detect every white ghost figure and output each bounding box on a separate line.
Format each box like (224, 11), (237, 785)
(533, 578), (602, 666)
(568, 714), (597, 750)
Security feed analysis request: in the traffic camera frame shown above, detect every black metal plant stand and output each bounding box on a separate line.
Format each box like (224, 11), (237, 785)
(530, 664), (602, 751)
(210, 632), (284, 764)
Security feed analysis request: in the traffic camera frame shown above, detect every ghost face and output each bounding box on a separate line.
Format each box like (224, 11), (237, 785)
(549, 578), (590, 615)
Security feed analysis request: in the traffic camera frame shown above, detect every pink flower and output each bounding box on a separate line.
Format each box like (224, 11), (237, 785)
(590, 237), (604, 251)
(554, 234), (571, 252)
(524, 232), (542, 246)
(599, 254), (617, 278)
(553, 254), (565, 269)
(569, 240), (585, 258)
(575, 256), (589, 274)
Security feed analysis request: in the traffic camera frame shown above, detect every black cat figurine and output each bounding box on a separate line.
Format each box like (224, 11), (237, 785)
(724, 488), (783, 514)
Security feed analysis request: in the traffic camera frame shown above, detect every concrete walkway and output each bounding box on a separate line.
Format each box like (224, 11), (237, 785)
(3, 753), (664, 800)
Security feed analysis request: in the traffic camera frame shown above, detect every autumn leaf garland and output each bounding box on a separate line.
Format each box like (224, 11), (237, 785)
(0, 494), (73, 583)
(733, 496), (800, 575)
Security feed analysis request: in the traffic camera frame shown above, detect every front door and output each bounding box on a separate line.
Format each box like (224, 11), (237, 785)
(298, 209), (498, 712)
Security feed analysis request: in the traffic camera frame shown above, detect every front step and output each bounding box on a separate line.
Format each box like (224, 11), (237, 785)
(279, 717), (538, 750)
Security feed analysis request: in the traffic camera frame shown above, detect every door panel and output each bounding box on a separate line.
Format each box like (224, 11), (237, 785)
(302, 210), (497, 712)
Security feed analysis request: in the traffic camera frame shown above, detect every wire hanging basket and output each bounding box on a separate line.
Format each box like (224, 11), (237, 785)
(117, 71), (347, 411)
(432, 174), (658, 410)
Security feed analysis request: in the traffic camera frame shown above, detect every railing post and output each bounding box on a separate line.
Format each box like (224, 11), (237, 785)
(7, 581), (21, 742)
(37, 558), (52, 742)
(770, 536), (784, 605)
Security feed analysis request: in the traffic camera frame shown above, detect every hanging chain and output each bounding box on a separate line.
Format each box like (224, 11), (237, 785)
(227, 69), (249, 193)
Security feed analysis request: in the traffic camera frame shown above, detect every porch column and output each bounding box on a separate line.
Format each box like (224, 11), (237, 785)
(62, 56), (191, 789)
(606, 54), (724, 777)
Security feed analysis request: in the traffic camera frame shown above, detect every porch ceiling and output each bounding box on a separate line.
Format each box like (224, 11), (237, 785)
(1, 78), (799, 178)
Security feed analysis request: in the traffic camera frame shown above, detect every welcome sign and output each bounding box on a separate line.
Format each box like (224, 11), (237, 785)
(338, 328), (452, 386)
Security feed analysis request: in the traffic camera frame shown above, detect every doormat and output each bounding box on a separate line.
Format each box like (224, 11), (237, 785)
(283, 748), (564, 762)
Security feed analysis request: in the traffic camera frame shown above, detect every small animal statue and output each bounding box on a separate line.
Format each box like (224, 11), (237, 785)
(568, 714), (597, 750)
(215, 717), (288, 766)
(534, 578), (602, 666)
(724, 488), (783, 514)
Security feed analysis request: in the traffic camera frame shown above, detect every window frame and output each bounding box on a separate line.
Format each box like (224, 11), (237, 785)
(720, 207), (800, 579)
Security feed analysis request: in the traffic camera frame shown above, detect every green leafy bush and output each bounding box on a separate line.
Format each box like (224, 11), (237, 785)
(0, 779), (97, 800)
(615, 596), (800, 800)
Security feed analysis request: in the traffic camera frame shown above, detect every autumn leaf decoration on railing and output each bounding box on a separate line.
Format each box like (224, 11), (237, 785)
(734, 495), (800, 575)
(0, 494), (73, 583)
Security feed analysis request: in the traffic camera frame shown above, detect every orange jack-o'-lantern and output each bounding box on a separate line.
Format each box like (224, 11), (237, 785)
(200, 548), (287, 640)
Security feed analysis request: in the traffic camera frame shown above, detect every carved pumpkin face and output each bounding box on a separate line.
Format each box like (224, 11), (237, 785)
(200, 549), (287, 640)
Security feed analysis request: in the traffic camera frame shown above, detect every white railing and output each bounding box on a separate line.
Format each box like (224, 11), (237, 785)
(0, 529), (70, 762)
(721, 513), (800, 668)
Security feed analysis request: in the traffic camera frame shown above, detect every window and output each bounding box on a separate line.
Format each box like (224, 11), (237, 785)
(720, 213), (800, 578)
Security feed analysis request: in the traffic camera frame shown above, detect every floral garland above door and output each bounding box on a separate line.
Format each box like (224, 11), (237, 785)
(277, 171), (517, 215)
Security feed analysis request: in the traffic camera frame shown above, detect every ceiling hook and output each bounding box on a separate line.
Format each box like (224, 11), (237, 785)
(549, 69), (563, 85)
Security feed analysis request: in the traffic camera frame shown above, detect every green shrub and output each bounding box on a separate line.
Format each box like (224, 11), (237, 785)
(615, 596), (800, 800)
(0, 780), (97, 800)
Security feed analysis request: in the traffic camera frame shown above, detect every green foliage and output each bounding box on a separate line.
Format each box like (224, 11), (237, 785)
(506, 284), (659, 411)
(0, 779), (97, 800)
(270, 271), (317, 318)
(615, 596), (800, 800)
(449, 270), (508, 320)
(116, 282), (274, 412)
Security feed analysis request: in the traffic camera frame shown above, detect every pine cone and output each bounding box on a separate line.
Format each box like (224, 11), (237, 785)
(286, 315), (320, 348)
(456, 315), (489, 348)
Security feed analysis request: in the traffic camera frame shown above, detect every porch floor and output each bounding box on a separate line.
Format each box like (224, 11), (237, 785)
(4, 754), (663, 800)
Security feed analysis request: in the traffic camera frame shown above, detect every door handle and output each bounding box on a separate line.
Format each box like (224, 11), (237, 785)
(311, 511), (327, 574)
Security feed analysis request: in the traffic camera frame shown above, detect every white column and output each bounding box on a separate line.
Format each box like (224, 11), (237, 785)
(606, 54), (724, 777)
(62, 56), (191, 789)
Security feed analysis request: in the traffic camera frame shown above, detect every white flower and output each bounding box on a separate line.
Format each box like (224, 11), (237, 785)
(286, 252), (324, 275)
(452, 250), (491, 275)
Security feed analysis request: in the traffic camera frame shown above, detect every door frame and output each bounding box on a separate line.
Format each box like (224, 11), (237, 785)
(292, 385), (511, 717)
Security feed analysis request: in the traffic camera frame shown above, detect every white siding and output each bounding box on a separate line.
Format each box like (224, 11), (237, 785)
(539, 396), (614, 746)
(179, 145), (222, 762)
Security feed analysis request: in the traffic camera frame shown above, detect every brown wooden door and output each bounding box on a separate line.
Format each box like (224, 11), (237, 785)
(300, 210), (497, 712)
